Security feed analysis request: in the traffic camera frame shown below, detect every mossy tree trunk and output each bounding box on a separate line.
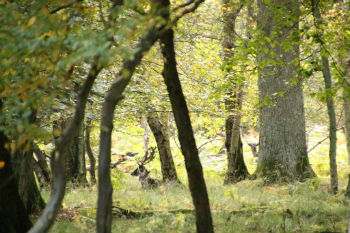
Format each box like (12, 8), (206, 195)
(256, 0), (315, 182)
(147, 110), (180, 183)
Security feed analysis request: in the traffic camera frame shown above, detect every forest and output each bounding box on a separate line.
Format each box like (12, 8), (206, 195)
(0, 0), (350, 232)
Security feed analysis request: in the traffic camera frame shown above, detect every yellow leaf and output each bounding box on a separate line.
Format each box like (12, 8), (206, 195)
(28, 16), (36, 26)
(0, 161), (5, 169)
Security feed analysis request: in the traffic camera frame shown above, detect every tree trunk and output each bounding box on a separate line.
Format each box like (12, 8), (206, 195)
(147, 110), (180, 183)
(58, 119), (88, 185)
(222, 0), (249, 184)
(33, 143), (51, 185)
(96, 4), (162, 231)
(311, 0), (338, 194)
(85, 119), (96, 184)
(346, 174), (350, 196)
(343, 90), (350, 165)
(141, 116), (150, 154)
(341, 0), (350, 165)
(12, 148), (46, 214)
(0, 130), (32, 233)
(28, 58), (101, 233)
(11, 110), (45, 214)
(160, 25), (214, 233)
(256, 0), (315, 182)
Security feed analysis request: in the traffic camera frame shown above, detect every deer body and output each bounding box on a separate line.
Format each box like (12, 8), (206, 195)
(131, 165), (161, 189)
(131, 147), (161, 189)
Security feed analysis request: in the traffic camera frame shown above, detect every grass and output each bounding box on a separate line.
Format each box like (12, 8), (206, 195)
(45, 173), (349, 233)
(44, 131), (350, 232)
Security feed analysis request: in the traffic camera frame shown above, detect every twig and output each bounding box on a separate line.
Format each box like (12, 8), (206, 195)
(307, 126), (343, 153)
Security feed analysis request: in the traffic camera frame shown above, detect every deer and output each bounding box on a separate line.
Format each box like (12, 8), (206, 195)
(130, 147), (161, 189)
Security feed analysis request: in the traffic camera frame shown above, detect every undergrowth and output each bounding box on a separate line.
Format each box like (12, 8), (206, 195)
(45, 175), (349, 233)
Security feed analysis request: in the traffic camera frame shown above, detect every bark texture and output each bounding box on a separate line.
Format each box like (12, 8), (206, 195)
(12, 148), (45, 214)
(160, 23), (214, 233)
(222, 0), (249, 184)
(256, 0), (314, 181)
(312, 0), (338, 193)
(59, 119), (87, 185)
(85, 119), (96, 184)
(147, 110), (179, 183)
(0, 131), (32, 233)
(12, 110), (45, 214)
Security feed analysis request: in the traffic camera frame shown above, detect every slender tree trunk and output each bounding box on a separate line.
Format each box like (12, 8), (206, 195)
(96, 4), (162, 232)
(160, 24), (214, 233)
(222, 0), (248, 184)
(28, 58), (101, 233)
(341, 0), (350, 165)
(141, 116), (150, 154)
(346, 174), (350, 196)
(85, 119), (96, 184)
(256, 0), (315, 181)
(12, 148), (46, 214)
(147, 110), (180, 183)
(33, 143), (51, 185)
(343, 91), (350, 165)
(77, 121), (88, 185)
(312, 0), (338, 193)
(0, 129), (32, 233)
(96, 1), (206, 232)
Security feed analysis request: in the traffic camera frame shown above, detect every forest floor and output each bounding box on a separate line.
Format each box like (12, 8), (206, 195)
(43, 174), (349, 233)
(40, 131), (350, 233)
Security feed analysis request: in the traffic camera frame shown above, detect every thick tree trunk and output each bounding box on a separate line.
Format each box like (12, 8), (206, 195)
(147, 110), (180, 183)
(312, 0), (338, 193)
(11, 110), (45, 214)
(256, 0), (315, 182)
(33, 143), (51, 185)
(85, 119), (96, 184)
(222, 0), (249, 184)
(12, 148), (46, 214)
(160, 26), (214, 233)
(0, 131), (32, 233)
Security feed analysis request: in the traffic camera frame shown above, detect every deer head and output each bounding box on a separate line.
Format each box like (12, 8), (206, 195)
(130, 147), (160, 188)
(130, 147), (156, 177)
